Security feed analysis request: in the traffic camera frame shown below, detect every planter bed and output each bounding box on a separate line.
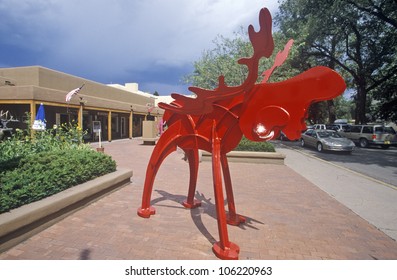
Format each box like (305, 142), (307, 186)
(201, 150), (285, 164)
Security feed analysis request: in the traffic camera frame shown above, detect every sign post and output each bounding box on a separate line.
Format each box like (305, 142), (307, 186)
(92, 121), (103, 151)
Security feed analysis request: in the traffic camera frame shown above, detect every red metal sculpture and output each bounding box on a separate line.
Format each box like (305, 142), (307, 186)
(137, 7), (346, 259)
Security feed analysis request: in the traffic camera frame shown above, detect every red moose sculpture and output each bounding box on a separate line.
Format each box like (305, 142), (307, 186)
(137, 7), (346, 260)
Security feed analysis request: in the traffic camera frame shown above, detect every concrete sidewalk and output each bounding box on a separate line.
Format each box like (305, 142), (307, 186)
(1, 139), (396, 260)
(275, 145), (397, 241)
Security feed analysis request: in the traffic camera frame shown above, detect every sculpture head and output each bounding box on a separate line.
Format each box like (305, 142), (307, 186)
(239, 66), (346, 142)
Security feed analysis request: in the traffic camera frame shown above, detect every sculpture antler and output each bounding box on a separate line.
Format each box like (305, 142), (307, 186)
(159, 8), (275, 115)
(261, 39), (294, 83)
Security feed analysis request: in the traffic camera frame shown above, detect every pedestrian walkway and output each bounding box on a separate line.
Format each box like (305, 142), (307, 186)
(275, 144), (397, 241)
(1, 139), (397, 260)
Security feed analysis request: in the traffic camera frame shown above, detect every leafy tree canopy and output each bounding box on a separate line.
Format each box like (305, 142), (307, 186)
(183, 21), (352, 124)
(276, 0), (397, 123)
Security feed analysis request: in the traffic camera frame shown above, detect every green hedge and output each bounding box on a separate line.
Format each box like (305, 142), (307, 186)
(0, 122), (87, 173)
(0, 148), (116, 213)
(234, 137), (275, 152)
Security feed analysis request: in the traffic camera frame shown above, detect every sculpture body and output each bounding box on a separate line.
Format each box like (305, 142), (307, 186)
(137, 7), (346, 259)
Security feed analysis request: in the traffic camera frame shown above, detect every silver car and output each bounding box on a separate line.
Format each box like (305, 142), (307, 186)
(301, 129), (355, 153)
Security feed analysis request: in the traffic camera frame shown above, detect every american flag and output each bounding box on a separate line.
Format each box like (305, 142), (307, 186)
(65, 84), (85, 102)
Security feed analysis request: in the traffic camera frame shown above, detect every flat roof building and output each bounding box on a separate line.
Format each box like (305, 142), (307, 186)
(0, 66), (163, 141)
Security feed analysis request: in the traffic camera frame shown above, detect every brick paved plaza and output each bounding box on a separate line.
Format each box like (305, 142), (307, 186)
(1, 139), (396, 260)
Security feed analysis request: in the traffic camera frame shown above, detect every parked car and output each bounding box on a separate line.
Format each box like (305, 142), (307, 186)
(277, 131), (289, 141)
(338, 124), (397, 149)
(314, 123), (350, 132)
(301, 129), (355, 153)
(313, 124), (326, 130)
(328, 123), (350, 132)
(325, 124), (340, 131)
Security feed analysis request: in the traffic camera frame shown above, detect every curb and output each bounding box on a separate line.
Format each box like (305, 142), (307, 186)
(201, 151), (285, 165)
(0, 168), (133, 253)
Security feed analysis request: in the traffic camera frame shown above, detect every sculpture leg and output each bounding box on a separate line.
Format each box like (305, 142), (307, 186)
(182, 149), (201, 209)
(221, 153), (246, 226)
(211, 124), (239, 260)
(137, 126), (180, 218)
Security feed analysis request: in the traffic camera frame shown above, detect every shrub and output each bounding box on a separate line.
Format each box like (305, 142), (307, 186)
(234, 136), (275, 152)
(0, 118), (116, 213)
(0, 147), (116, 213)
(0, 121), (87, 173)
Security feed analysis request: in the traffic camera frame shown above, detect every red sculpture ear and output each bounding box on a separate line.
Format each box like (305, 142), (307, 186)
(241, 105), (290, 141)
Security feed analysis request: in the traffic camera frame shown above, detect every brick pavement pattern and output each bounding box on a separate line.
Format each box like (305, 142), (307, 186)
(1, 139), (397, 260)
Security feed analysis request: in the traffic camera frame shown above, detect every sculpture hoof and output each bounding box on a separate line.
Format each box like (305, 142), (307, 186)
(137, 206), (156, 218)
(227, 213), (246, 226)
(212, 241), (240, 260)
(182, 199), (202, 209)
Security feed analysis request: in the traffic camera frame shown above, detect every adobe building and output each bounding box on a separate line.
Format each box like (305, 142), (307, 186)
(0, 66), (163, 141)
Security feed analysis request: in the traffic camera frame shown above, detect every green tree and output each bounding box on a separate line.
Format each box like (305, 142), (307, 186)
(185, 29), (260, 88)
(184, 28), (302, 87)
(276, 0), (397, 123)
(334, 95), (354, 121)
(183, 26), (346, 124)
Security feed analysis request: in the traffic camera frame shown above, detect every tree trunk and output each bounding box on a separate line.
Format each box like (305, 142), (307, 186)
(326, 44), (337, 124)
(355, 82), (367, 124)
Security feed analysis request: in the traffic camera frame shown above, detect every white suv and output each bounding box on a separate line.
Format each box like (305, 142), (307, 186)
(313, 124), (326, 130)
(339, 124), (397, 149)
